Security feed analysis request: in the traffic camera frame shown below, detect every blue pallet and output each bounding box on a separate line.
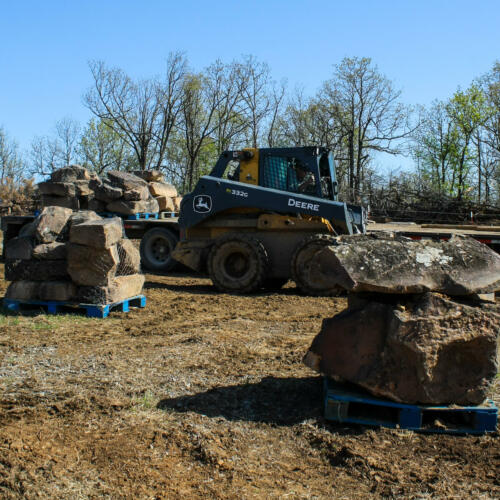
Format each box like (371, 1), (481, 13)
(98, 212), (159, 220)
(324, 378), (498, 434)
(2, 294), (146, 319)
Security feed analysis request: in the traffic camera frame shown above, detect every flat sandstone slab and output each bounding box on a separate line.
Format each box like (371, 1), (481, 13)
(69, 218), (123, 249)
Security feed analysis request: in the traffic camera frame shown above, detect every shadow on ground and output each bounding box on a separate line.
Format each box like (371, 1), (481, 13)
(158, 376), (325, 425)
(144, 279), (311, 297)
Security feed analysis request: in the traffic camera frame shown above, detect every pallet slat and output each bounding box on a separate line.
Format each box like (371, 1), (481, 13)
(2, 294), (146, 319)
(98, 212), (159, 220)
(324, 378), (498, 434)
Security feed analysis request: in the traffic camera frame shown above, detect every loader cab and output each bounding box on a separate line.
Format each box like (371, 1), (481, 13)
(213, 146), (339, 202)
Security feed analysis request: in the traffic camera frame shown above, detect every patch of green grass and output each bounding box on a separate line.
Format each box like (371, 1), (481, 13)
(132, 390), (157, 410)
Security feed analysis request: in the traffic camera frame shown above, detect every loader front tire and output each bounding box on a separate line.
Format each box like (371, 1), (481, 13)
(208, 235), (268, 293)
(291, 234), (341, 296)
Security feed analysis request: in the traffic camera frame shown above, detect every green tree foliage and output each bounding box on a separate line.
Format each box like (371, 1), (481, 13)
(79, 118), (135, 173)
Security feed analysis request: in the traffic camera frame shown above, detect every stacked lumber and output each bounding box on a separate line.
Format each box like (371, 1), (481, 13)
(303, 234), (500, 406)
(38, 166), (181, 215)
(4, 207), (144, 304)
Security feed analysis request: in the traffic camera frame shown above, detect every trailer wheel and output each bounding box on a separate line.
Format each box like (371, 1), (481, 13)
(140, 227), (179, 272)
(291, 234), (341, 296)
(208, 234), (269, 293)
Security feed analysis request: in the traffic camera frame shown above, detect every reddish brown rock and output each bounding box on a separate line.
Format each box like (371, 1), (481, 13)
(304, 293), (499, 405)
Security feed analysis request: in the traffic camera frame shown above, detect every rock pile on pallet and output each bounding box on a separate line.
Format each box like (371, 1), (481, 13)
(4, 206), (145, 304)
(304, 234), (500, 406)
(38, 166), (181, 215)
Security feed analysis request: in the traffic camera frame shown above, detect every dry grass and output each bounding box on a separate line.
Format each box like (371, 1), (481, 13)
(0, 242), (498, 498)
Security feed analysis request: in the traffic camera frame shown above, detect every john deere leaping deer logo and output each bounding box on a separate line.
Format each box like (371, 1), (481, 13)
(193, 195), (212, 213)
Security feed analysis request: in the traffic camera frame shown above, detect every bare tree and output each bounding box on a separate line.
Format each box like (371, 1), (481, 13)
(0, 126), (25, 183)
(84, 52), (187, 171)
(321, 57), (415, 201)
(238, 56), (272, 148)
(55, 117), (80, 166)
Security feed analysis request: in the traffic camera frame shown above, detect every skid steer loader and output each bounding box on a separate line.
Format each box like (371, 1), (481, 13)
(172, 146), (366, 294)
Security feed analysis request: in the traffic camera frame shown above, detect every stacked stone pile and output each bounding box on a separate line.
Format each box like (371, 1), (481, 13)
(303, 234), (500, 406)
(38, 166), (182, 215)
(4, 206), (145, 305)
(37, 165), (97, 210)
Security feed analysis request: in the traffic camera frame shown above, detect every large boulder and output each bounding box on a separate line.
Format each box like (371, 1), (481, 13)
(37, 182), (76, 197)
(69, 218), (123, 249)
(77, 274), (145, 304)
(74, 180), (93, 197)
(50, 165), (90, 182)
(148, 182), (177, 198)
(67, 243), (119, 286)
(116, 239), (141, 275)
(155, 195), (175, 212)
(34, 206), (73, 243)
(5, 236), (34, 260)
(41, 195), (79, 210)
(309, 234), (500, 296)
(68, 210), (102, 228)
(38, 281), (76, 301)
(106, 198), (159, 215)
(133, 170), (163, 182)
(94, 182), (123, 202)
(32, 242), (67, 260)
(107, 171), (147, 191)
(5, 281), (40, 300)
(122, 185), (150, 201)
(87, 199), (106, 213)
(304, 292), (499, 405)
(5, 260), (69, 281)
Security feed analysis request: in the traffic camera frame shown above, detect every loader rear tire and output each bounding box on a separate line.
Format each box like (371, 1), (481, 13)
(208, 235), (268, 294)
(291, 234), (341, 296)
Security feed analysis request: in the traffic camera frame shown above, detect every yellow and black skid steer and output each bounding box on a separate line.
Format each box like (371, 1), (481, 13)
(172, 146), (366, 294)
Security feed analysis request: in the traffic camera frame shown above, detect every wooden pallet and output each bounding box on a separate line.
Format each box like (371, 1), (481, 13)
(99, 212), (159, 220)
(324, 378), (498, 434)
(2, 295), (146, 319)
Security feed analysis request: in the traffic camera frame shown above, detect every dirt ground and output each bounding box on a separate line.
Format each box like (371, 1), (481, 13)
(0, 260), (499, 498)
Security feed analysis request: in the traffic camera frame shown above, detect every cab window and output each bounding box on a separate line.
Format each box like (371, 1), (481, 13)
(261, 155), (316, 195)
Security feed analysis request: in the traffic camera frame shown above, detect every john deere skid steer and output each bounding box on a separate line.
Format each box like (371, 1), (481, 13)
(172, 146), (366, 294)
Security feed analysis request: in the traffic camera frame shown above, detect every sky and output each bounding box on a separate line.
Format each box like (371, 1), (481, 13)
(1, 0), (499, 171)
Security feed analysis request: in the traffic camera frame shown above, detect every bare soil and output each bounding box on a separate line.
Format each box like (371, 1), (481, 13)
(0, 263), (499, 498)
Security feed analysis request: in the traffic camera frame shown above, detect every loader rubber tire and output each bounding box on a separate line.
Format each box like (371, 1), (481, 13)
(208, 234), (269, 294)
(140, 227), (179, 272)
(291, 234), (341, 296)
